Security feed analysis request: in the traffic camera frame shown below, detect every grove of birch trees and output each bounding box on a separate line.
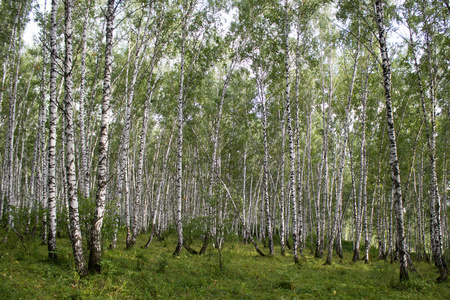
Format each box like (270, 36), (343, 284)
(0, 0), (449, 281)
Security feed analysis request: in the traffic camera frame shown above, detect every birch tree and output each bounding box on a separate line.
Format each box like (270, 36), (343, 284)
(47, 0), (57, 260)
(89, 0), (115, 273)
(173, 1), (189, 256)
(285, 0), (299, 263)
(64, 0), (87, 276)
(258, 71), (273, 255)
(375, 0), (408, 281)
(78, 0), (91, 202)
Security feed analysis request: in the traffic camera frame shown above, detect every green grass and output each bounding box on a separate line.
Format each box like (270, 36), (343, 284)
(0, 232), (449, 299)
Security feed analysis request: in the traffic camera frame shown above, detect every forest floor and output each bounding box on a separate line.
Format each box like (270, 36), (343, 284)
(0, 230), (449, 299)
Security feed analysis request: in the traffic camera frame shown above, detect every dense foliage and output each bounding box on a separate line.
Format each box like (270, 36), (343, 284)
(0, 0), (449, 286)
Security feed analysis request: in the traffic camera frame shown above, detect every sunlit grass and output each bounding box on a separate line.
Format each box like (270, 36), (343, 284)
(0, 231), (448, 299)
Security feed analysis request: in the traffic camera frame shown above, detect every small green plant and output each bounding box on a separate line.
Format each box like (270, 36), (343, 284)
(156, 256), (168, 273)
(100, 258), (119, 276)
(135, 253), (148, 271)
(277, 279), (293, 290)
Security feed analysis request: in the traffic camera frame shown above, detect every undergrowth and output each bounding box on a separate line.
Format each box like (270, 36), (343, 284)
(0, 231), (448, 299)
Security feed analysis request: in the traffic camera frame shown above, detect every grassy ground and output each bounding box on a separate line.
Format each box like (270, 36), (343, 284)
(0, 232), (449, 299)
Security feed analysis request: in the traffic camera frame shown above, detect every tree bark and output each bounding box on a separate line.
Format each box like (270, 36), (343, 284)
(294, 31), (305, 253)
(315, 53), (332, 258)
(285, 0), (299, 263)
(64, 0), (88, 276)
(259, 77), (273, 255)
(375, 0), (409, 281)
(47, 0), (58, 260)
(354, 55), (369, 263)
(173, 9), (187, 257)
(280, 109), (286, 256)
(89, 0), (115, 273)
(79, 1), (91, 201)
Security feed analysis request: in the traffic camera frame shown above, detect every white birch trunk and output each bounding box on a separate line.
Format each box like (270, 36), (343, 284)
(261, 83), (273, 255)
(360, 57), (370, 263)
(79, 2), (90, 201)
(89, 0), (115, 273)
(47, 0), (58, 259)
(375, 0), (409, 281)
(353, 62), (368, 262)
(64, 0), (87, 276)
(280, 110), (286, 256)
(173, 11), (187, 256)
(285, 0), (299, 263)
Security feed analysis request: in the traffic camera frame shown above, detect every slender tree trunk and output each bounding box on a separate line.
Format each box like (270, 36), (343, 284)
(285, 0), (299, 263)
(377, 191), (386, 260)
(64, 0), (87, 276)
(280, 111), (286, 256)
(89, 0), (115, 273)
(125, 158), (131, 244)
(294, 28), (304, 253)
(306, 113), (312, 251)
(315, 54), (332, 258)
(387, 188), (394, 262)
(444, 104), (449, 256)
(173, 11), (187, 257)
(349, 139), (359, 260)
(353, 58), (369, 263)
(242, 146), (248, 242)
(416, 157), (424, 261)
(320, 66), (332, 258)
(260, 79), (273, 255)
(365, 181), (376, 263)
(47, 0), (58, 260)
(375, 0), (409, 281)
(79, 1), (90, 201)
